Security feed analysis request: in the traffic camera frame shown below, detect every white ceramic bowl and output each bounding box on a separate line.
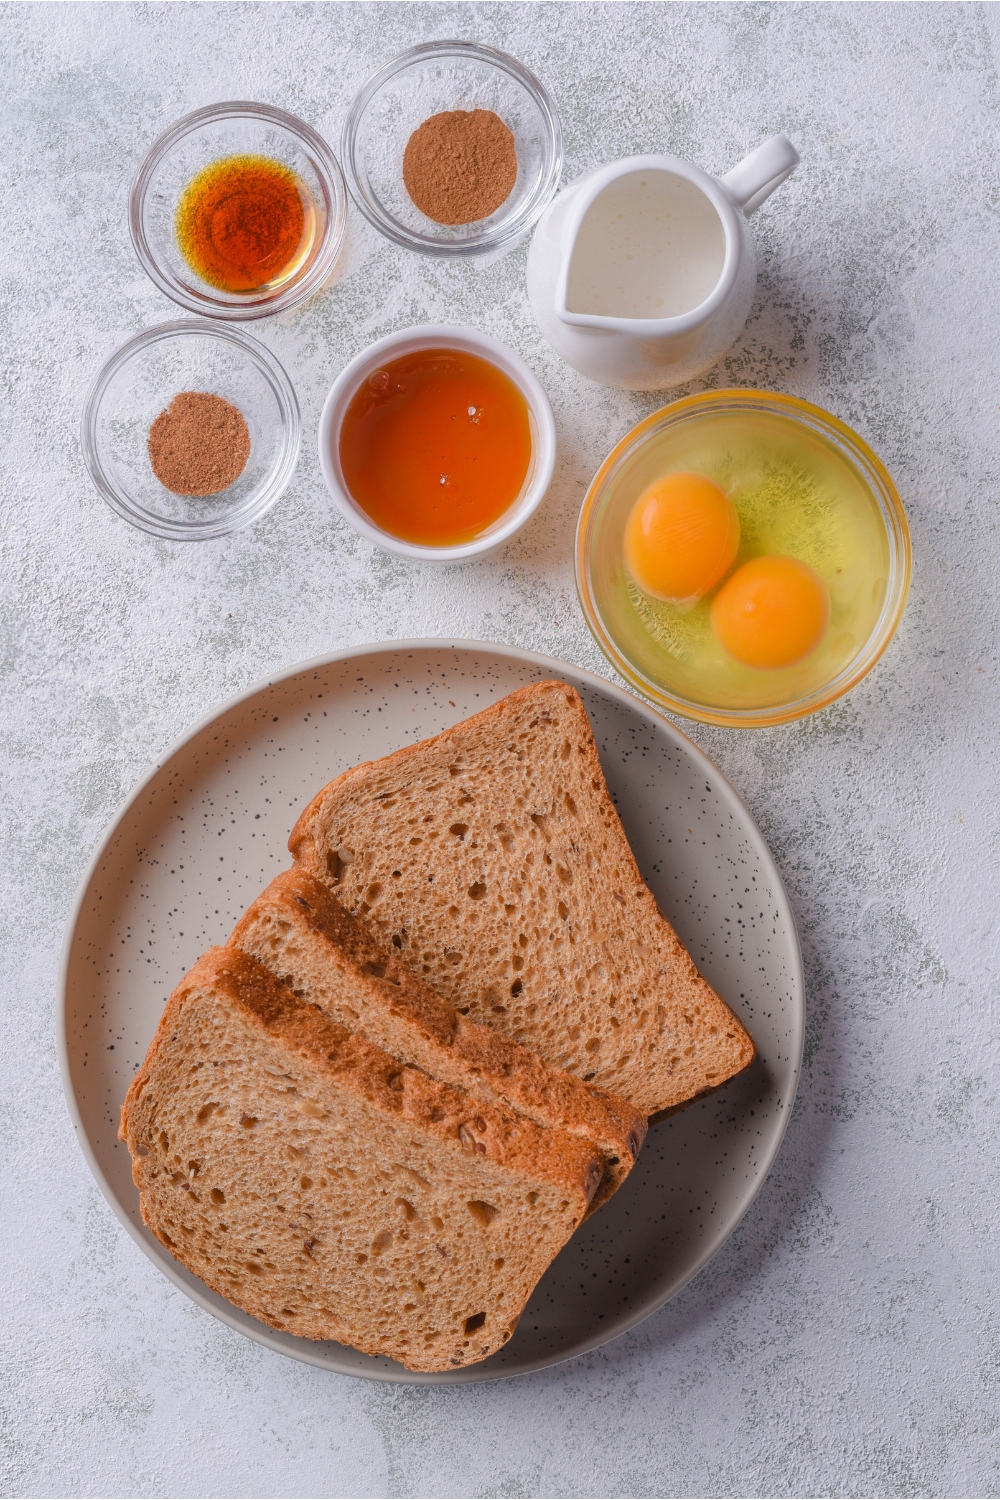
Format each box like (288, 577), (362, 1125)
(318, 324), (556, 560)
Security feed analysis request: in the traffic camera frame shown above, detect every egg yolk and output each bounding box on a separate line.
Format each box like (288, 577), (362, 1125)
(624, 472), (740, 603)
(710, 555), (830, 669)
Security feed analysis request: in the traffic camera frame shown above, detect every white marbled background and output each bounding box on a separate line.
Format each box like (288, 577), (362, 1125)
(2, 3), (998, 1496)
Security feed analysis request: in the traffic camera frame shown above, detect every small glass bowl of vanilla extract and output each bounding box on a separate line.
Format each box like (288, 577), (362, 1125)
(130, 102), (347, 320)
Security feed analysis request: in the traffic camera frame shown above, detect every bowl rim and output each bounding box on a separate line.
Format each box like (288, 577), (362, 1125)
(81, 318), (302, 541)
(129, 100), (347, 321)
(575, 388), (913, 729)
(317, 323), (556, 561)
(341, 39), (564, 257)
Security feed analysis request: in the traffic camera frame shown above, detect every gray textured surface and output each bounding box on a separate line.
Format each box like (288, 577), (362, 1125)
(1, 2), (997, 1496)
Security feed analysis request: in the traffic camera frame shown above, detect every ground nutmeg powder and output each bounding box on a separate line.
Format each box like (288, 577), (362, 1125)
(402, 108), (518, 226)
(148, 391), (251, 496)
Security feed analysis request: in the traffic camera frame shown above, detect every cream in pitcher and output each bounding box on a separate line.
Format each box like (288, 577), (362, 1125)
(565, 170), (727, 320)
(526, 136), (800, 390)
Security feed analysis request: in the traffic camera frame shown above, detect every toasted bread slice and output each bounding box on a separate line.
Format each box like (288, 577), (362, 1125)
(229, 867), (646, 1212)
(120, 947), (603, 1373)
(289, 680), (755, 1117)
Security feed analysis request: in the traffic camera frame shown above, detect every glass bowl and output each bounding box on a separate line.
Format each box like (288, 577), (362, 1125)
(342, 40), (563, 256)
(576, 390), (912, 729)
(82, 321), (301, 540)
(130, 102), (347, 319)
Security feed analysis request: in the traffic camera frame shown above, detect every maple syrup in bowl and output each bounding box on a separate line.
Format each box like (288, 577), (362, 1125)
(130, 102), (347, 320)
(319, 325), (556, 560)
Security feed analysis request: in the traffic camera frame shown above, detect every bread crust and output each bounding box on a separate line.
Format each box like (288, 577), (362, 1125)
(123, 947), (602, 1196)
(120, 947), (604, 1371)
(230, 867), (646, 1211)
(289, 680), (755, 1116)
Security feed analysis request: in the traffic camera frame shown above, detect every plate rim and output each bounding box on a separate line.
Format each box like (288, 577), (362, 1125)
(57, 637), (804, 1384)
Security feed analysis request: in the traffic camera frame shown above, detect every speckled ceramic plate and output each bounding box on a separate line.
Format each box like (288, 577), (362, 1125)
(59, 641), (803, 1384)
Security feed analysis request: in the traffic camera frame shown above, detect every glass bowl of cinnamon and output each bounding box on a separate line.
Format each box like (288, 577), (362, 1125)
(342, 40), (563, 257)
(81, 321), (301, 540)
(130, 102), (347, 320)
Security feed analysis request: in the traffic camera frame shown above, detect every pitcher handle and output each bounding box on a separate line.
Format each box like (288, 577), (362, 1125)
(721, 134), (800, 217)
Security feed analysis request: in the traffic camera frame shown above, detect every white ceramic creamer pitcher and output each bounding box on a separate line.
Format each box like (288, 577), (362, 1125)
(525, 135), (799, 391)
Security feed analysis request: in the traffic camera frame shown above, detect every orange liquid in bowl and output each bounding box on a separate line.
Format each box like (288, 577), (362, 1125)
(176, 155), (316, 293)
(339, 348), (532, 546)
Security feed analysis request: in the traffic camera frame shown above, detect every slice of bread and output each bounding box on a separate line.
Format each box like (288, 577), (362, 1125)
(289, 680), (755, 1118)
(119, 946), (603, 1373)
(229, 867), (646, 1212)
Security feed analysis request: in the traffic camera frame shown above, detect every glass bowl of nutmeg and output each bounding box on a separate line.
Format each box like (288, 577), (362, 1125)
(342, 40), (563, 256)
(81, 321), (301, 540)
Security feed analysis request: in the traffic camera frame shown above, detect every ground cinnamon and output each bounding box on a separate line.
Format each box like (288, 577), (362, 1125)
(148, 392), (251, 496)
(402, 109), (518, 226)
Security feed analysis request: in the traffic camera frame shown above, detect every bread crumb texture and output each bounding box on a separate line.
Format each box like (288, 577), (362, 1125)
(120, 947), (600, 1372)
(289, 681), (755, 1116)
(230, 866), (646, 1212)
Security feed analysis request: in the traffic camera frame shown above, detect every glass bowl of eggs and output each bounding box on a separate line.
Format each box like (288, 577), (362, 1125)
(576, 390), (911, 729)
